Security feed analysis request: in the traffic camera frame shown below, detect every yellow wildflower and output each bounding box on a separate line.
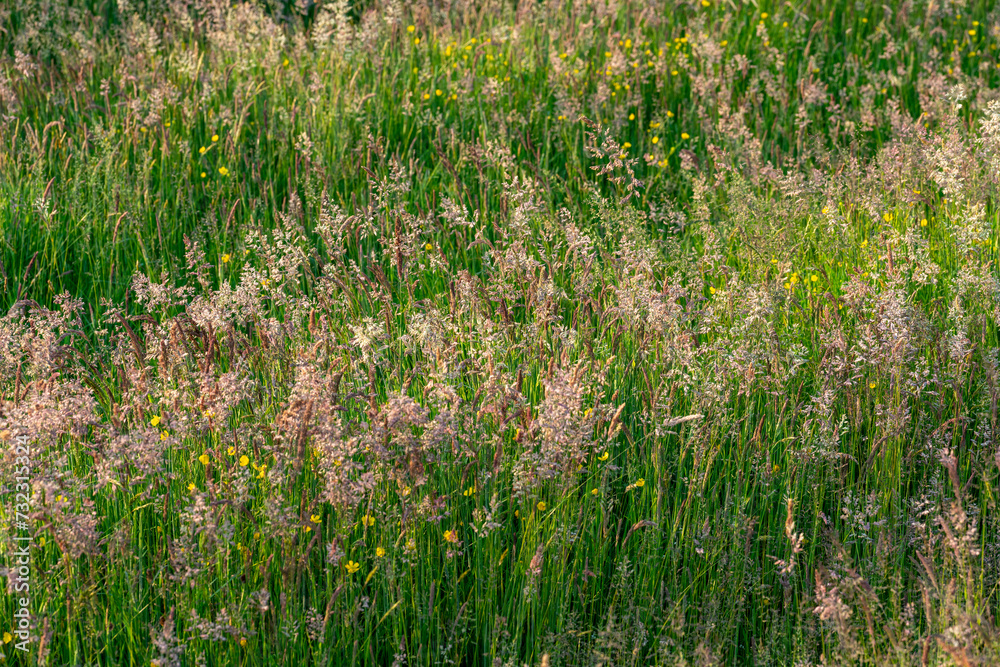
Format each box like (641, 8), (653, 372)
(239, 455), (249, 466)
(345, 560), (360, 574)
(151, 415), (161, 426)
(537, 501), (546, 511)
(361, 515), (375, 527)
(598, 451), (609, 461)
(218, 166), (228, 176)
(198, 454), (209, 465)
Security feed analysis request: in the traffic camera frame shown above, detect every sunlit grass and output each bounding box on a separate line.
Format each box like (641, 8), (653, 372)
(1, 1), (999, 666)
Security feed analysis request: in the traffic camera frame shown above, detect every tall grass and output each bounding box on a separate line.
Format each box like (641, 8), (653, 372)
(1, 0), (999, 665)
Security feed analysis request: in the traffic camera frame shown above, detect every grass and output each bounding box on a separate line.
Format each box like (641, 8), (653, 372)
(1, 0), (999, 665)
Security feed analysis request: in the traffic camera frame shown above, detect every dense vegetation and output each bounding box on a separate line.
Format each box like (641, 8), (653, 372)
(2, 0), (1000, 664)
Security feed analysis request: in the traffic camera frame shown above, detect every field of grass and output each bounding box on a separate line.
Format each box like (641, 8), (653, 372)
(2, 0), (1000, 664)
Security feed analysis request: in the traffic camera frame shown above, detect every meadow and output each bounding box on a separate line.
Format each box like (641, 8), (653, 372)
(1, 0), (1000, 664)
